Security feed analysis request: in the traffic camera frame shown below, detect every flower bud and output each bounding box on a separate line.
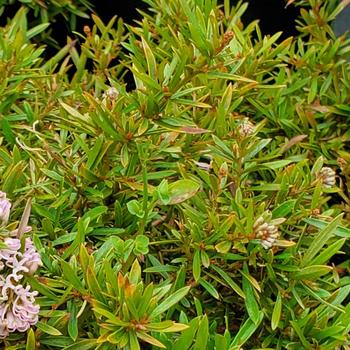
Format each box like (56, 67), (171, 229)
(22, 238), (42, 275)
(319, 167), (336, 188)
(237, 118), (255, 137)
(103, 86), (119, 100)
(254, 216), (280, 249)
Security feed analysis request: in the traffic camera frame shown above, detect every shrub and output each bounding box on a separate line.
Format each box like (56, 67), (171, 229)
(0, 0), (350, 349)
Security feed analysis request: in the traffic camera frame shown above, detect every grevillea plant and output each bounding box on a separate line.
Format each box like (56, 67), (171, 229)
(0, 0), (350, 349)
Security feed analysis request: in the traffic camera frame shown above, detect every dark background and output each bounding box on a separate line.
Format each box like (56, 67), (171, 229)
(0, 0), (301, 45)
(84, 0), (300, 40)
(1, 1), (349, 47)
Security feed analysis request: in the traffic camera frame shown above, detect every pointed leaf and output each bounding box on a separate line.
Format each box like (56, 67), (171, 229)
(26, 328), (36, 350)
(151, 286), (191, 317)
(302, 214), (343, 266)
(230, 311), (264, 348)
(271, 292), (282, 330)
(137, 332), (165, 348)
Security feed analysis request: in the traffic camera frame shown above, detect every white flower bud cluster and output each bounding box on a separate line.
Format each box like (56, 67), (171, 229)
(253, 216), (279, 249)
(103, 86), (119, 100)
(237, 118), (255, 137)
(0, 193), (41, 338)
(319, 167), (336, 188)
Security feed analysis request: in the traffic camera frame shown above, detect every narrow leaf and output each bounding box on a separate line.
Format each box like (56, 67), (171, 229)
(271, 292), (282, 330)
(36, 322), (63, 336)
(198, 278), (220, 300)
(302, 214), (343, 266)
(152, 286), (191, 317)
(26, 328), (36, 350)
(230, 312), (264, 348)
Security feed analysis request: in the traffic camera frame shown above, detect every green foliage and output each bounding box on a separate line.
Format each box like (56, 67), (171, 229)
(0, 0), (350, 349)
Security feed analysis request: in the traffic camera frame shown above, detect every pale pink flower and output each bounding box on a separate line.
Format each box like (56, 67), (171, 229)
(12, 285), (39, 327)
(0, 237), (42, 275)
(0, 238), (20, 259)
(0, 303), (8, 320)
(0, 193), (41, 338)
(9, 226), (32, 238)
(0, 283), (40, 336)
(0, 303), (9, 340)
(0, 275), (19, 302)
(22, 238), (42, 275)
(0, 192), (11, 225)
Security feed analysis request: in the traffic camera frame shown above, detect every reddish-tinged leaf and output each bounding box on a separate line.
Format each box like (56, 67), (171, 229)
(281, 135), (308, 153)
(179, 126), (210, 134)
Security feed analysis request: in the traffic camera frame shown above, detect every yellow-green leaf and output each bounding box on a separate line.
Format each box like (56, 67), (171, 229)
(271, 292), (282, 330)
(26, 328), (36, 350)
(152, 286), (191, 317)
(36, 322), (62, 336)
(293, 265), (332, 280)
(137, 332), (165, 348)
(160, 179), (201, 205)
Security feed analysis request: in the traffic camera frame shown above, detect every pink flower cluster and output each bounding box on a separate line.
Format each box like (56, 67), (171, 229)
(0, 237), (42, 276)
(0, 193), (41, 338)
(0, 283), (39, 337)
